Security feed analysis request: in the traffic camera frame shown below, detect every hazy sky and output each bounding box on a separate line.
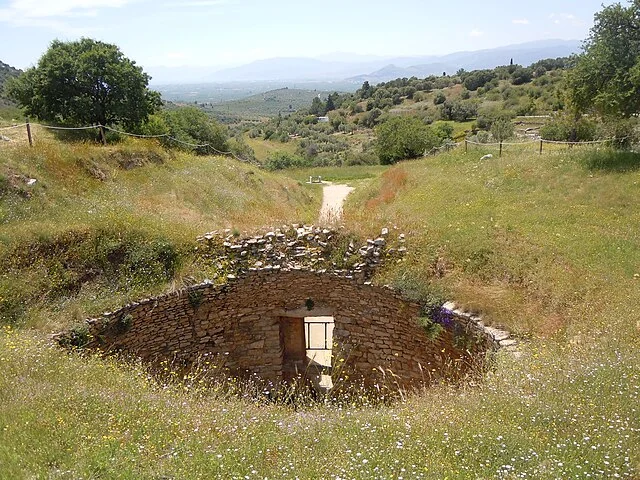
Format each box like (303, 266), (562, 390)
(0, 0), (618, 70)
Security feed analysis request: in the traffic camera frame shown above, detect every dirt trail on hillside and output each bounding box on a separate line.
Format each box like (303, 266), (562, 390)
(319, 183), (355, 224)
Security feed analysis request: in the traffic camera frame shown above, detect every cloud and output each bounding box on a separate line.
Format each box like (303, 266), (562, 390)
(549, 13), (584, 27)
(1, 0), (129, 18)
(164, 0), (232, 7)
(469, 29), (484, 37)
(512, 19), (530, 25)
(0, 0), (131, 33)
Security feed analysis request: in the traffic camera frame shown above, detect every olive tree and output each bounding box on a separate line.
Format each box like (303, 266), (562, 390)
(567, 1), (640, 117)
(6, 38), (160, 129)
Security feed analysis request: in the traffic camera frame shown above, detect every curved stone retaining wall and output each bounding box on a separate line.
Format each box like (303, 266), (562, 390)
(67, 269), (505, 391)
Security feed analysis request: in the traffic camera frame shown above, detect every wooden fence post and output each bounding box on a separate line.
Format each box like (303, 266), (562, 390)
(26, 118), (33, 147)
(99, 125), (107, 146)
(539, 140), (543, 155)
(465, 139), (468, 154)
(499, 141), (503, 157)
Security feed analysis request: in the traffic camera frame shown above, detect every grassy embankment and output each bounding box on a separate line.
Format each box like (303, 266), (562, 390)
(0, 135), (319, 331)
(1, 141), (639, 478)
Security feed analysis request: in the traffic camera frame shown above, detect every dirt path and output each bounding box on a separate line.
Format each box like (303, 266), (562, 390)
(319, 183), (355, 224)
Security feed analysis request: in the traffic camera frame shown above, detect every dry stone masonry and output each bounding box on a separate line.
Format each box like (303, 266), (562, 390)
(195, 224), (406, 284)
(58, 226), (516, 394)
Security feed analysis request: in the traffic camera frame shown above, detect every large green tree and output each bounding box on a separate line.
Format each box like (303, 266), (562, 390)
(375, 116), (440, 165)
(6, 38), (160, 128)
(567, 1), (640, 117)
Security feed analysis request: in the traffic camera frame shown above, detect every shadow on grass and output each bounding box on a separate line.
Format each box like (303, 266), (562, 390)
(579, 150), (640, 172)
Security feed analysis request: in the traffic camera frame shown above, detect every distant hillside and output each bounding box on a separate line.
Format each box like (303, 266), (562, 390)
(160, 39), (581, 84)
(349, 40), (581, 83)
(205, 88), (333, 120)
(0, 60), (21, 107)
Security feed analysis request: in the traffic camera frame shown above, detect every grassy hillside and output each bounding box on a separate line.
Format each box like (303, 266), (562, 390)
(0, 143), (638, 478)
(0, 138), (319, 330)
(238, 62), (572, 170)
(345, 147), (640, 337)
(244, 133), (300, 162)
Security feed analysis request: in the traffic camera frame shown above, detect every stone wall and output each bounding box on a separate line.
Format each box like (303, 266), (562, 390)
(194, 224), (406, 284)
(67, 269), (494, 391)
(58, 224), (518, 393)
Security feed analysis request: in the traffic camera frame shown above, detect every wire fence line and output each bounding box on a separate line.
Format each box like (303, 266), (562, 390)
(0, 123), (28, 131)
(425, 141), (463, 156)
(101, 126), (169, 139)
(1, 119), (626, 164)
(0, 121), (255, 164)
(426, 136), (618, 158)
(538, 138), (614, 145)
(463, 136), (622, 156)
(38, 125), (101, 131)
(465, 138), (613, 147)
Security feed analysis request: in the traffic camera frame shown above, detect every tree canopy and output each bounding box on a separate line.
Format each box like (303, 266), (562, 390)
(160, 106), (228, 153)
(567, 1), (640, 117)
(6, 38), (161, 128)
(375, 116), (439, 165)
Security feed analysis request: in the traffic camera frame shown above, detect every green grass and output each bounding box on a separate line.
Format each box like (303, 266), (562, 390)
(346, 148), (640, 336)
(280, 164), (388, 183)
(244, 134), (300, 162)
(1, 142), (639, 478)
(1, 327), (637, 478)
(0, 138), (319, 330)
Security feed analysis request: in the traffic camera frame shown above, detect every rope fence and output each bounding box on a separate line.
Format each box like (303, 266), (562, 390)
(426, 141), (463, 156)
(0, 120), (254, 164)
(38, 125), (101, 131)
(0, 123), (27, 131)
(102, 126), (168, 139)
(1, 119), (626, 163)
(463, 137), (618, 156)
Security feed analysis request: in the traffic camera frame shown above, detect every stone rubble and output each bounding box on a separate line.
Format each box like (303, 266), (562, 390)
(196, 225), (407, 284)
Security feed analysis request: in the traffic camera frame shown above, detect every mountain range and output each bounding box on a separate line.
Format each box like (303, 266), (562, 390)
(147, 39), (581, 85)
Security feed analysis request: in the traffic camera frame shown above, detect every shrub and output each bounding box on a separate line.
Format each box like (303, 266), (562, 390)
(432, 122), (454, 141)
(161, 106), (228, 154)
(433, 91), (446, 105)
(264, 152), (308, 170)
(540, 114), (597, 142)
(375, 116), (440, 165)
(463, 70), (497, 91)
(343, 150), (379, 166)
(228, 136), (256, 162)
(511, 66), (533, 85)
(596, 118), (640, 149)
(360, 108), (383, 128)
(58, 324), (91, 348)
(439, 100), (478, 122)
(475, 116), (490, 130)
(490, 117), (515, 142)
